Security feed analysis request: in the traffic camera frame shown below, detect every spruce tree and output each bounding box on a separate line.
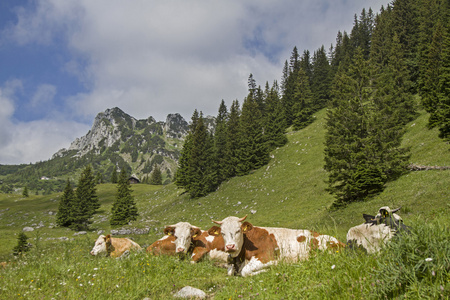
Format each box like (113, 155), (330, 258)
(22, 186), (29, 197)
(324, 49), (377, 206)
(71, 165), (99, 231)
(214, 100), (229, 185)
(311, 46), (332, 111)
(110, 167), (138, 226)
(111, 165), (118, 183)
(236, 90), (269, 175)
(13, 232), (31, 256)
(149, 165), (163, 185)
(264, 81), (287, 151)
(224, 100), (241, 178)
(175, 110), (198, 189)
(292, 68), (314, 131)
(436, 25), (450, 140)
(56, 179), (75, 227)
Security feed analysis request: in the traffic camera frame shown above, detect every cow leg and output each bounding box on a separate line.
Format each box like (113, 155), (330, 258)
(241, 257), (275, 277)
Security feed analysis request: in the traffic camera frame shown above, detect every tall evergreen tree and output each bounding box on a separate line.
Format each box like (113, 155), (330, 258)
(324, 49), (380, 207)
(110, 167), (138, 226)
(71, 165), (99, 230)
(56, 179), (75, 227)
(311, 45), (332, 111)
(236, 90), (269, 175)
(175, 110), (198, 189)
(292, 68), (314, 130)
(224, 100), (241, 178)
(214, 100), (229, 185)
(264, 81), (287, 151)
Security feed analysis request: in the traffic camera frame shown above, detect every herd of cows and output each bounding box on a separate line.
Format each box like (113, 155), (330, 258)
(90, 206), (411, 277)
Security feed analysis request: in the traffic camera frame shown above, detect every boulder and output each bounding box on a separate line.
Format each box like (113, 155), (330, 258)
(23, 227), (34, 232)
(174, 286), (206, 299)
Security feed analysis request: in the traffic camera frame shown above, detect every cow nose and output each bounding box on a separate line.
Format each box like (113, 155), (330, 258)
(226, 244), (235, 251)
(176, 247), (185, 253)
(90, 251), (94, 256)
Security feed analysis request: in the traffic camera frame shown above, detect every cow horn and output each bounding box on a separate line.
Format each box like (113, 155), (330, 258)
(391, 207), (401, 213)
(239, 215), (248, 222)
(212, 219), (223, 225)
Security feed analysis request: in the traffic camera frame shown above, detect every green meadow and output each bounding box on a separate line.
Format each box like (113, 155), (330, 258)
(1, 109), (449, 299)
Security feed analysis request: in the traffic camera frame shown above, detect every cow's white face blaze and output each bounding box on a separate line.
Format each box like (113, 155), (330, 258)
(213, 216), (246, 258)
(90, 235), (107, 256)
(164, 222), (199, 254)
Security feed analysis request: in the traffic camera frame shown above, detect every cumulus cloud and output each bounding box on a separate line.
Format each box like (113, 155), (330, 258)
(0, 0), (390, 164)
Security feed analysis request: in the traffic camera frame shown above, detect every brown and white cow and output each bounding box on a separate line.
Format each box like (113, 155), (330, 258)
(346, 206), (411, 253)
(146, 225), (227, 263)
(90, 234), (141, 258)
(162, 222), (202, 255)
(212, 216), (344, 276)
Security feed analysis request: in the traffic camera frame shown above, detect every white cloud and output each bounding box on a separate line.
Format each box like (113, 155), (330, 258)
(1, 0), (391, 164)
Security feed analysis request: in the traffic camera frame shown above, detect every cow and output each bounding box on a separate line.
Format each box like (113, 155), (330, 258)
(90, 234), (141, 258)
(211, 216), (345, 276)
(146, 224), (227, 263)
(346, 206), (411, 253)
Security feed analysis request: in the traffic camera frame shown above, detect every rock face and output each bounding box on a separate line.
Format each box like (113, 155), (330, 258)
(50, 107), (198, 181)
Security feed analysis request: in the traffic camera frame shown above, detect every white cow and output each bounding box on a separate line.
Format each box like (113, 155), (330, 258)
(90, 234), (141, 258)
(346, 206), (411, 253)
(163, 222), (202, 255)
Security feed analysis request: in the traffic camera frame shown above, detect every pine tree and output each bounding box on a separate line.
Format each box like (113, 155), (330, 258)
(110, 168), (138, 226)
(214, 100), (229, 184)
(264, 81), (287, 151)
(324, 49), (377, 207)
(71, 165), (99, 231)
(311, 46), (332, 111)
(111, 165), (118, 183)
(236, 90), (269, 175)
(56, 179), (75, 227)
(13, 232), (31, 256)
(292, 68), (314, 131)
(149, 165), (163, 185)
(175, 110), (198, 189)
(224, 100), (241, 178)
(22, 186), (29, 197)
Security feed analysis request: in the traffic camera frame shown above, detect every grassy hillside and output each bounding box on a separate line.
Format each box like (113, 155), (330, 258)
(0, 108), (448, 298)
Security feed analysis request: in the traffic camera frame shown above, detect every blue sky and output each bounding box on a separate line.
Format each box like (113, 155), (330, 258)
(0, 0), (390, 165)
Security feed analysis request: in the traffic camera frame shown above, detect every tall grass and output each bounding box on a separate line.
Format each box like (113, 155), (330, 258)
(1, 217), (448, 299)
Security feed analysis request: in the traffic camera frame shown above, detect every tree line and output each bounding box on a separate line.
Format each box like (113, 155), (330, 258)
(175, 0), (449, 207)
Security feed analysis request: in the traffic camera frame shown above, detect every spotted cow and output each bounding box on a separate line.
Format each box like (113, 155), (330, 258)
(212, 216), (345, 276)
(147, 223), (227, 263)
(346, 206), (411, 253)
(90, 234), (141, 258)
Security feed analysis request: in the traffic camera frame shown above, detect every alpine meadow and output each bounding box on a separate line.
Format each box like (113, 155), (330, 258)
(1, 0), (449, 299)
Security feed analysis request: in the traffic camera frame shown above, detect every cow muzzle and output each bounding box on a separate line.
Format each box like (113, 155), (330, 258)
(176, 247), (186, 253)
(226, 244), (236, 252)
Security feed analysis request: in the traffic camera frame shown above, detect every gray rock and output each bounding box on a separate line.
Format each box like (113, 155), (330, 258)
(97, 230), (105, 235)
(23, 227), (34, 232)
(251, 209), (257, 214)
(73, 231), (87, 236)
(174, 286), (206, 299)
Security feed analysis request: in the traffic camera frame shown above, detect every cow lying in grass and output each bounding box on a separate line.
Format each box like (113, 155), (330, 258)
(146, 222), (227, 263)
(212, 216), (345, 276)
(346, 206), (411, 253)
(90, 234), (141, 258)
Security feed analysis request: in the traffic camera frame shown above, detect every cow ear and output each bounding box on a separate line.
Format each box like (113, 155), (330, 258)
(363, 214), (375, 222)
(241, 221), (253, 233)
(208, 226), (221, 236)
(164, 227), (175, 236)
(105, 235), (111, 243)
(191, 227), (201, 238)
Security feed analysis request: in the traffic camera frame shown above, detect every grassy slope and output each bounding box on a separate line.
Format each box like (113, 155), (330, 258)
(0, 109), (448, 298)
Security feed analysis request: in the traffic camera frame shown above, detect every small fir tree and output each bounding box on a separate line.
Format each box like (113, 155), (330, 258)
(56, 179), (75, 227)
(13, 232), (31, 256)
(110, 168), (138, 225)
(149, 165), (163, 185)
(111, 165), (118, 183)
(22, 186), (29, 197)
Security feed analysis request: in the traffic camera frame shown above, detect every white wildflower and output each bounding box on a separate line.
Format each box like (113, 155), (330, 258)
(425, 258), (433, 262)
(331, 265), (336, 269)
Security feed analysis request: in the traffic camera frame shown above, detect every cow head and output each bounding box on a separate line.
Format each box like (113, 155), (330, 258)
(164, 222), (201, 254)
(212, 215), (248, 258)
(90, 234), (112, 256)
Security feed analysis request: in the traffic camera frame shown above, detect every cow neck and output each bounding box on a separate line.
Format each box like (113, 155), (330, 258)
(228, 242), (246, 276)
